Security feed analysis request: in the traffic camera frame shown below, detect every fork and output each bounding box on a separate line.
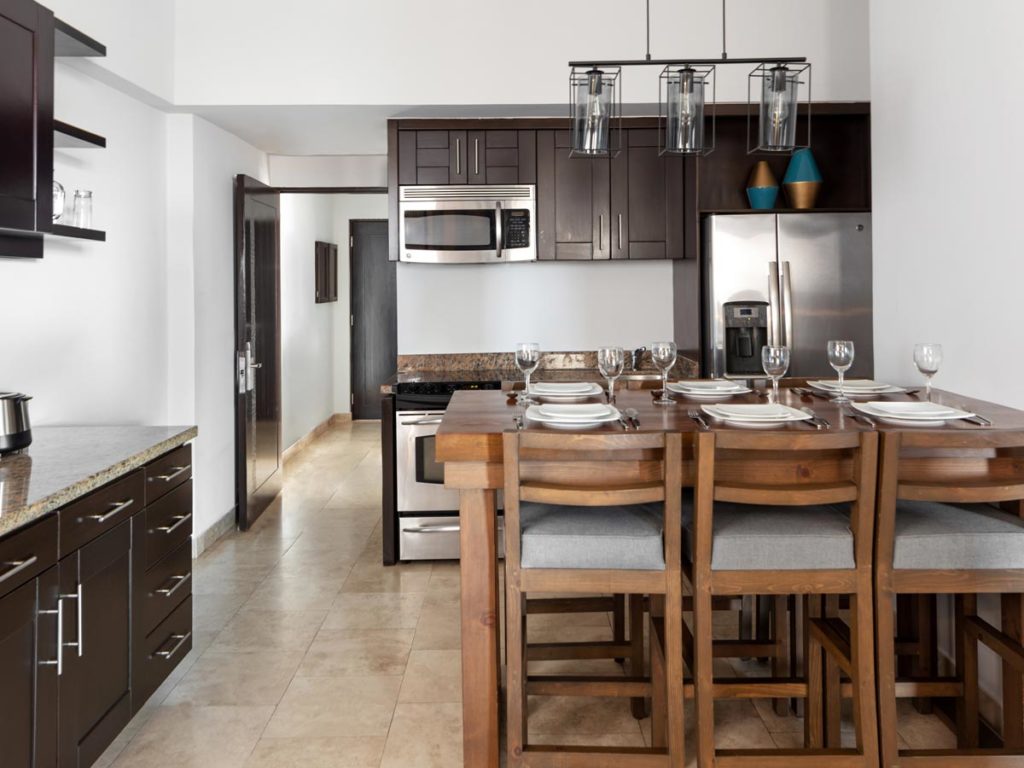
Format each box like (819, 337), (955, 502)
(687, 408), (710, 431)
(624, 407), (640, 430)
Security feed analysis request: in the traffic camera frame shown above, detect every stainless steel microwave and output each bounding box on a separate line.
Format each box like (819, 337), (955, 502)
(398, 184), (536, 264)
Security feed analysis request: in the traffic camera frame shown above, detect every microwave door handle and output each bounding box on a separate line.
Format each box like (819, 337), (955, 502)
(495, 202), (503, 260)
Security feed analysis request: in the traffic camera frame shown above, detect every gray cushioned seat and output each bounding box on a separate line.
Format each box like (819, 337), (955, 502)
(682, 500), (855, 571)
(519, 501), (665, 570)
(893, 501), (1024, 570)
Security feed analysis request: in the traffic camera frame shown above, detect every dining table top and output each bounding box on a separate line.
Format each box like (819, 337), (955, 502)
(435, 383), (1024, 463)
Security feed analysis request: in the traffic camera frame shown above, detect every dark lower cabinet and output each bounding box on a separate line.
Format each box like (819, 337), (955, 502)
(59, 521), (133, 768)
(0, 565), (59, 768)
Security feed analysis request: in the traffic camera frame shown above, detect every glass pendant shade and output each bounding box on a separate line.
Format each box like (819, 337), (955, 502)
(570, 67), (620, 157)
(661, 64), (714, 155)
(748, 62), (810, 153)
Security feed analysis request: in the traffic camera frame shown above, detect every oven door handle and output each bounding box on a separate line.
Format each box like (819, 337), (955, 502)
(400, 417), (444, 426)
(403, 523), (461, 534)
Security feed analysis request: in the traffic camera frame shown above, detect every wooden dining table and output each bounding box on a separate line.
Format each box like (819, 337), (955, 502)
(434, 383), (1024, 767)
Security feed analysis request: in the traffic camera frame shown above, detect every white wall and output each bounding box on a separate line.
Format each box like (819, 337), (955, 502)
(870, 0), (1024, 712)
(173, 0), (868, 105)
(396, 261), (675, 354)
(269, 155), (387, 188)
(280, 194), (337, 448)
(0, 63), (168, 426)
(330, 195), (388, 411)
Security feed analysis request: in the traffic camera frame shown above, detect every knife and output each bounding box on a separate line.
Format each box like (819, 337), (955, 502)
(800, 406), (830, 429)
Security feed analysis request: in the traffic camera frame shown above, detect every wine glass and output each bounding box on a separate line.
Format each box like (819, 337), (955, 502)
(597, 346), (625, 404)
(826, 340), (856, 404)
(913, 343), (943, 401)
(650, 341), (678, 406)
(761, 346), (790, 404)
(515, 343), (541, 404)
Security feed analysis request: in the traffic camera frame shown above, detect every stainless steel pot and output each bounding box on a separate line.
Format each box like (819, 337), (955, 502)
(0, 393), (32, 454)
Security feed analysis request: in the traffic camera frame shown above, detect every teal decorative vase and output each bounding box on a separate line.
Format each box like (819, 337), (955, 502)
(783, 148), (823, 209)
(746, 161), (779, 210)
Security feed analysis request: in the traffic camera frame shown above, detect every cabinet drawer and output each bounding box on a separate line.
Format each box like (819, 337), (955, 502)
(136, 594), (192, 706)
(145, 443), (192, 506)
(144, 480), (192, 569)
(59, 471), (144, 558)
(0, 514), (57, 599)
(142, 540), (191, 635)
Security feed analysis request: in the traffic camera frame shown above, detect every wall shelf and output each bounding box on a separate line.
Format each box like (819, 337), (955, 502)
(54, 19), (106, 57)
(54, 120), (106, 149)
(49, 224), (106, 242)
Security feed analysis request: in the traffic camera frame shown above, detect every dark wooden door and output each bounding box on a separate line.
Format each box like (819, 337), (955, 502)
(536, 130), (610, 260)
(0, 567), (58, 768)
(350, 220), (394, 420)
(0, 0), (52, 232)
(611, 129), (684, 260)
(59, 522), (132, 768)
(234, 175), (282, 529)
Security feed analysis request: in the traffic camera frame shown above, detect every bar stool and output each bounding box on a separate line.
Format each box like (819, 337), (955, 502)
(684, 429), (881, 768)
(874, 429), (1024, 766)
(503, 430), (685, 767)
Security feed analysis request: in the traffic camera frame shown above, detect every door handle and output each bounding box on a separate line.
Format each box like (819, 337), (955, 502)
(0, 555), (38, 585)
(474, 138), (480, 176)
(155, 632), (192, 661)
(85, 498), (134, 524)
(38, 597), (63, 676)
(155, 513), (193, 535)
(400, 417), (443, 426)
(496, 201), (503, 259)
(781, 261), (794, 349)
(618, 214), (623, 250)
(455, 138), (461, 176)
(151, 465), (191, 483)
(59, 584), (83, 657)
(598, 215), (604, 252)
(156, 572), (191, 598)
(767, 262), (781, 347)
(250, 362), (262, 369)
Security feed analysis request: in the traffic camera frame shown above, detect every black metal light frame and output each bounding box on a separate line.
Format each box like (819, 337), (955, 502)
(658, 63), (716, 157)
(746, 61), (812, 155)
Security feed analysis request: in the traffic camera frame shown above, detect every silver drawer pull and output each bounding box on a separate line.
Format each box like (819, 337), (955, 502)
(151, 464), (191, 483)
(85, 498), (134, 524)
(0, 555), (38, 585)
(155, 513), (192, 535)
(403, 524), (460, 534)
(155, 632), (192, 660)
(156, 572), (191, 598)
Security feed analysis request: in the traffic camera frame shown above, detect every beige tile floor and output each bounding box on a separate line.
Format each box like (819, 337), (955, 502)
(97, 421), (954, 767)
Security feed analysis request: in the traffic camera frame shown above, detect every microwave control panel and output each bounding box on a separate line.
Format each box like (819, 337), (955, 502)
(502, 209), (531, 249)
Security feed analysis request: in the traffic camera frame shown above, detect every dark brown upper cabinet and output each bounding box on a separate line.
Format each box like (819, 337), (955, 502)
(315, 241), (338, 303)
(398, 129), (536, 187)
(537, 129), (610, 261)
(0, 0), (53, 234)
(610, 129), (685, 260)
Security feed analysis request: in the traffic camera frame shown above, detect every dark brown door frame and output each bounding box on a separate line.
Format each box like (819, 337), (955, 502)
(233, 183), (386, 531)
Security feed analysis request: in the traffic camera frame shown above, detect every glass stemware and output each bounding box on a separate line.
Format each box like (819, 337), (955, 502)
(913, 343), (943, 401)
(597, 346), (625, 404)
(514, 342), (541, 404)
(826, 340), (856, 404)
(761, 345), (790, 404)
(650, 341), (678, 405)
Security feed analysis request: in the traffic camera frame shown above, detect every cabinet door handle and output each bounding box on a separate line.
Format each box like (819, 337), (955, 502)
(60, 584), (84, 657)
(38, 597), (63, 676)
(474, 138), (479, 176)
(156, 632), (192, 661)
(155, 513), (192, 535)
(151, 465), (191, 483)
(598, 215), (604, 251)
(455, 138), (461, 175)
(618, 214), (623, 250)
(0, 555), (37, 585)
(85, 498), (134, 524)
(156, 572), (191, 598)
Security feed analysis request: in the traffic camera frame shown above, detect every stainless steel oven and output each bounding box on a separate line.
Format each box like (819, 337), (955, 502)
(398, 184), (536, 264)
(394, 387), (503, 561)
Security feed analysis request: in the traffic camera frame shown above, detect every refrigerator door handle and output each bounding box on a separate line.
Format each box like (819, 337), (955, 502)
(767, 261), (782, 347)
(781, 260), (794, 349)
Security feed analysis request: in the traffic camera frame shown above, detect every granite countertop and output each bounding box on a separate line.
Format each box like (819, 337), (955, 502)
(381, 351), (700, 394)
(0, 425), (197, 539)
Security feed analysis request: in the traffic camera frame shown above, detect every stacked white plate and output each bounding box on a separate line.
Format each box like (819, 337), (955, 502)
(807, 379), (905, 396)
(852, 401), (975, 427)
(525, 402), (621, 428)
(528, 381), (604, 400)
(702, 403), (813, 428)
(666, 380), (752, 400)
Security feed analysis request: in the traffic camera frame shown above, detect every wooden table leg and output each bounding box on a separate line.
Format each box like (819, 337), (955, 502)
(460, 488), (500, 768)
(1002, 593), (1024, 749)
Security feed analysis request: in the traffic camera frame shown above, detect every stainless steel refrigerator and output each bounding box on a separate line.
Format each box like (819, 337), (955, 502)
(702, 213), (873, 379)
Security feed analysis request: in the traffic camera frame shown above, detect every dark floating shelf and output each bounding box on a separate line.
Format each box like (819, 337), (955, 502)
(0, 231), (43, 259)
(49, 224), (106, 242)
(54, 120), (106, 149)
(54, 19), (106, 58)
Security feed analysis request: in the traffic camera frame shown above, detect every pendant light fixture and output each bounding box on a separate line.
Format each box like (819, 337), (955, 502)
(567, 0), (811, 159)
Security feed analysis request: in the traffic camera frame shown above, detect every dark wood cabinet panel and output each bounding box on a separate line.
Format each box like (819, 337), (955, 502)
(59, 470), (144, 559)
(59, 521), (132, 768)
(144, 443), (192, 506)
(517, 130), (536, 184)
(537, 130), (610, 261)
(0, 566), (58, 768)
(0, 0), (53, 235)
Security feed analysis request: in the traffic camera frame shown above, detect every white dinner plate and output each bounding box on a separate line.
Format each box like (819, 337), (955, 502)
(702, 404), (813, 427)
(669, 379), (748, 392)
(808, 380), (905, 396)
(525, 404), (621, 428)
(853, 401), (975, 427)
(668, 381), (752, 399)
(537, 403), (616, 420)
(531, 382), (604, 400)
(530, 382), (597, 395)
